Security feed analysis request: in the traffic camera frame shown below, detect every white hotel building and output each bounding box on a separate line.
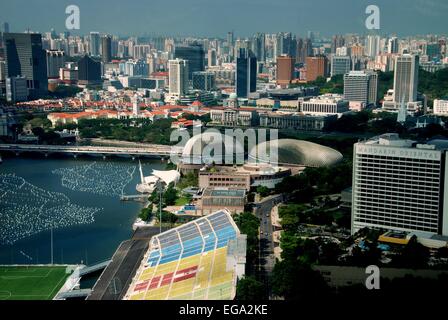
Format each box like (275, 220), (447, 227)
(352, 134), (448, 237)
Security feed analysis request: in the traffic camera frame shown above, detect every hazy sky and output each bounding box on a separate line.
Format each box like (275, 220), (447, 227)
(0, 0), (447, 38)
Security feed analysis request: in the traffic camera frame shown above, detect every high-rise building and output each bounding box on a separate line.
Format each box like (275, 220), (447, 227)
(393, 54), (419, 104)
(192, 71), (215, 91)
(305, 56), (328, 82)
(207, 49), (217, 67)
(6, 76), (28, 102)
(276, 55), (295, 87)
(236, 48), (257, 98)
(387, 37), (398, 54)
(331, 35), (345, 54)
(330, 55), (351, 77)
(2, 22), (10, 33)
(352, 134), (448, 237)
(169, 58), (189, 96)
(77, 55), (102, 86)
(101, 35), (112, 63)
(4, 33), (48, 99)
(89, 32), (100, 57)
(174, 44), (204, 80)
(343, 70), (378, 105)
(46, 50), (65, 79)
(133, 45), (151, 60)
(365, 34), (381, 58)
(252, 33), (266, 62)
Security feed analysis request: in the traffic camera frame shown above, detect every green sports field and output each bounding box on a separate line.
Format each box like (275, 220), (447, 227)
(0, 266), (71, 300)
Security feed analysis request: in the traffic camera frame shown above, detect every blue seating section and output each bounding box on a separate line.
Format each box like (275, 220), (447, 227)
(146, 210), (238, 267)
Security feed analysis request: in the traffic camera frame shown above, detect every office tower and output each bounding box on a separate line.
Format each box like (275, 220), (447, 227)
(343, 70), (378, 105)
(387, 37), (398, 54)
(101, 35), (112, 63)
(275, 32), (295, 58)
(174, 44), (204, 79)
(393, 54), (419, 103)
(2, 22), (9, 33)
(169, 58), (189, 96)
(331, 35), (345, 54)
(89, 32), (100, 56)
(208, 49), (217, 67)
(192, 71), (215, 91)
(121, 59), (149, 77)
(305, 56), (328, 82)
(252, 33), (266, 62)
(4, 33), (48, 99)
(133, 44), (151, 60)
(276, 55), (295, 87)
(351, 134), (448, 237)
(6, 76), (28, 102)
(365, 34), (381, 58)
(296, 38), (305, 64)
(0, 60), (5, 82)
(330, 55), (351, 77)
(45, 50), (65, 79)
(236, 48), (257, 98)
(227, 31), (234, 47)
(77, 55), (102, 86)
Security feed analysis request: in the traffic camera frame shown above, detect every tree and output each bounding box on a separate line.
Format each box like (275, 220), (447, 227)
(393, 236), (430, 268)
(256, 185), (270, 197)
(163, 183), (178, 206)
(138, 207), (153, 222)
(236, 276), (266, 300)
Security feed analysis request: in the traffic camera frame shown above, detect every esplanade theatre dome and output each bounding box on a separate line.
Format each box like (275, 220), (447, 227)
(248, 139), (343, 167)
(181, 131), (245, 164)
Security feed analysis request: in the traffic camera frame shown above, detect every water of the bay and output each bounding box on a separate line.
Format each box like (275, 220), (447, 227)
(0, 155), (164, 265)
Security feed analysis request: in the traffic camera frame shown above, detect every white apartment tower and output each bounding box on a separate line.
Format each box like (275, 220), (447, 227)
(352, 134), (448, 237)
(168, 59), (189, 96)
(393, 54), (419, 104)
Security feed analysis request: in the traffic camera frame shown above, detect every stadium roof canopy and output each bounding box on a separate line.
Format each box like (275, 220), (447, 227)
(124, 209), (246, 300)
(248, 139), (343, 167)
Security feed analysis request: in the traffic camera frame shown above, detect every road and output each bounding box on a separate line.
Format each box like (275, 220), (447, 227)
(254, 194), (283, 297)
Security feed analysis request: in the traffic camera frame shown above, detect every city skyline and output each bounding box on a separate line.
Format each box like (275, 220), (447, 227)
(1, 0), (448, 38)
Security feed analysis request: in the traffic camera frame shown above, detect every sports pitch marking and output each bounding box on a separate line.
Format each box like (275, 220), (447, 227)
(0, 266), (70, 300)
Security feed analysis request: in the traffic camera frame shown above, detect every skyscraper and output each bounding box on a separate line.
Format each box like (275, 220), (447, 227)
(4, 32), (48, 99)
(2, 22), (10, 33)
(207, 49), (217, 67)
(78, 55), (102, 86)
(90, 32), (100, 57)
(236, 48), (257, 98)
(330, 55), (351, 77)
(101, 35), (112, 63)
(393, 54), (419, 104)
(387, 37), (398, 54)
(251, 33), (266, 62)
(174, 44), (204, 80)
(343, 70), (378, 105)
(169, 58), (189, 96)
(276, 55), (295, 87)
(365, 34), (381, 58)
(45, 50), (65, 79)
(305, 56), (328, 82)
(352, 134), (448, 237)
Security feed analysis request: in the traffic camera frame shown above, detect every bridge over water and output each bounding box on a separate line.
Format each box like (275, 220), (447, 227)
(0, 144), (183, 159)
